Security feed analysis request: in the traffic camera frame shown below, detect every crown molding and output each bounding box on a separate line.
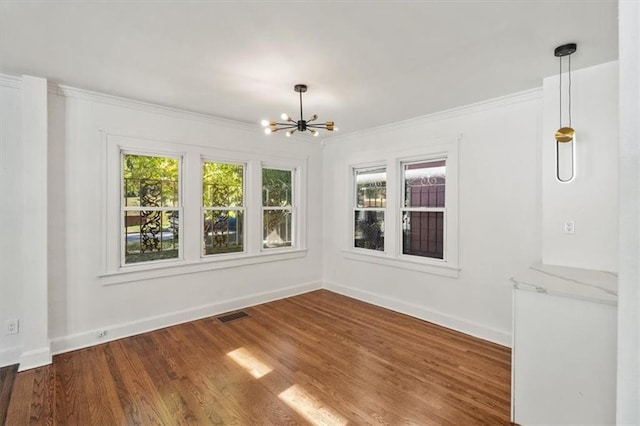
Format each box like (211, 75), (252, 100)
(324, 87), (543, 145)
(0, 73), (22, 89)
(46, 81), (257, 133)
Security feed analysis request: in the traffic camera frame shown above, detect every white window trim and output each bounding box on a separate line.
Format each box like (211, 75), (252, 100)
(398, 154), (448, 264)
(260, 162), (304, 252)
(352, 164), (387, 253)
(120, 150), (184, 267)
(101, 132), (308, 285)
(342, 137), (460, 278)
(201, 158), (247, 258)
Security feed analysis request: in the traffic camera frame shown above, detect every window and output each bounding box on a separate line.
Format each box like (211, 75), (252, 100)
(342, 136), (458, 278)
(401, 160), (446, 260)
(122, 153), (181, 264)
(202, 161), (244, 256)
(262, 167), (293, 249)
(353, 166), (386, 251)
(104, 133), (308, 283)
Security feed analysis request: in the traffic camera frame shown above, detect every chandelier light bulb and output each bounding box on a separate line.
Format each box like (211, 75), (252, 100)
(264, 128), (272, 134)
(311, 130), (319, 137)
(281, 113), (290, 121)
(286, 130), (294, 137)
(260, 119), (270, 127)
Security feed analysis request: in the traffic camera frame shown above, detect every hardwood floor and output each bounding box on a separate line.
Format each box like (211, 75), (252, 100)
(3, 290), (512, 425)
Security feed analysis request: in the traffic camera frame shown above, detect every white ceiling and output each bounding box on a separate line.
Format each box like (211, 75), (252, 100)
(0, 1), (618, 136)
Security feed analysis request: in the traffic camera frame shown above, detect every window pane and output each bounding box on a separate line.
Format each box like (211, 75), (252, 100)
(404, 160), (446, 208)
(402, 211), (444, 259)
(123, 154), (179, 207)
(263, 209), (292, 248)
(355, 168), (386, 208)
(354, 210), (385, 251)
(125, 210), (179, 264)
(262, 168), (292, 207)
(203, 210), (243, 255)
(202, 162), (243, 207)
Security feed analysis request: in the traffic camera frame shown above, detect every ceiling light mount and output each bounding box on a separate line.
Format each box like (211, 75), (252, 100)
(261, 84), (336, 137)
(554, 43), (577, 58)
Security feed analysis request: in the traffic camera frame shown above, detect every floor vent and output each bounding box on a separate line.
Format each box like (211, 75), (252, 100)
(216, 310), (250, 324)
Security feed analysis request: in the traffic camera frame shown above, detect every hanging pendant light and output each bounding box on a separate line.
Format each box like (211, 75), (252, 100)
(261, 84), (337, 137)
(554, 43), (577, 182)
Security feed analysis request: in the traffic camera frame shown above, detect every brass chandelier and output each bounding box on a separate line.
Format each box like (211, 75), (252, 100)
(261, 84), (336, 137)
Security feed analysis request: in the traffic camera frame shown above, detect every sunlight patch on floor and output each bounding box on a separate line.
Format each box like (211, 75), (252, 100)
(226, 347), (273, 379)
(279, 384), (348, 426)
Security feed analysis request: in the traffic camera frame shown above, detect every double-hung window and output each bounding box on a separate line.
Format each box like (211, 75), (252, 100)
(401, 159), (446, 260)
(262, 167), (294, 249)
(104, 133), (308, 284)
(202, 161), (245, 256)
(122, 153), (181, 265)
(353, 166), (386, 252)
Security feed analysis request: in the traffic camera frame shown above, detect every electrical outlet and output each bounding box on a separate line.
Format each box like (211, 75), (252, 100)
(564, 220), (575, 234)
(97, 330), (107, 338)
(5, 319), (19, 335)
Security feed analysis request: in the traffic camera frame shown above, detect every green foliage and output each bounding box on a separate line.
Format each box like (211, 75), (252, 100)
(124, 154), (178, 180)
(262, 168), (292, 207)
(202, 162), (243, 207)
(124, 154), (179, 207)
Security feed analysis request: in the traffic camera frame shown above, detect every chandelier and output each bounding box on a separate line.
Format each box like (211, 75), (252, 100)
(261, 84), (336, 137)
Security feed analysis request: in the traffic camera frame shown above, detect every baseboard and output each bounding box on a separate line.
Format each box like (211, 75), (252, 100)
(18, 347), (52, 371)
(324, 280), (511, 347)
(50, 281), (322, 356)
(0, 345), (22, 368)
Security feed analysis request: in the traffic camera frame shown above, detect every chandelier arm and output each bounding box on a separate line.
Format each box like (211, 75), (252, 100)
(306, 124), (329, 128)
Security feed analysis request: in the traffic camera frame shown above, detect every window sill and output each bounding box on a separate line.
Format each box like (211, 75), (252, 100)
(341, 249), (459, 278)
(100, 249), (308, 285)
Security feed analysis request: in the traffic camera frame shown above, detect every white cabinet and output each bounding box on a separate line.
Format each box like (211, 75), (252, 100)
(511, 264), (618, 425)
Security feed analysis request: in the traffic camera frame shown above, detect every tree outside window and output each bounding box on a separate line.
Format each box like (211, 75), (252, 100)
(122, 154), (180, 264)
(202, 162), (245, 256)
(262, 168), (293, 249)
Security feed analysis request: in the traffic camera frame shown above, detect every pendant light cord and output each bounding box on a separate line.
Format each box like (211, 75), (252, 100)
(559, 56), (563, 128)
(568, 54), (572, 128)
(558, 54), (574, 128)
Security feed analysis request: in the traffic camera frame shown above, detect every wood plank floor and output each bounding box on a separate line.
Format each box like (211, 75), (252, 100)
(3, 290), (512, 425)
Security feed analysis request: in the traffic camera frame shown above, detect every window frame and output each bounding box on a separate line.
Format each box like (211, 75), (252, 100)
(261, 164), (297, 251)
(342, 137), (459, 278)
(399, 156), (448, 262)
(101, 133), (308, 285)
(352, 164), (387, 253)
(201, 158), (247, 258)
(120, 150), (184, 267)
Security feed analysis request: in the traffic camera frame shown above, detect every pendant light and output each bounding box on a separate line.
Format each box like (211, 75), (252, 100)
(261, 84), (336, 137)
(554, 43), (577, 182)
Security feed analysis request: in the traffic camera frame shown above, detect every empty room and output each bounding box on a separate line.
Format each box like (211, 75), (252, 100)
(0, 1), (638, 425)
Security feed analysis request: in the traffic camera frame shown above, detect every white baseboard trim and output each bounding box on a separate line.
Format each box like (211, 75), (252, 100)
(0, 345), (22, 368)
(324, 280), (511, 347)
(50, 281), (322, 356)
(18, 347), (52, 371)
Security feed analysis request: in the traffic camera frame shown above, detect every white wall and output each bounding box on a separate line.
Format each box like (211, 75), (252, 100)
(322, 91), (543, 346)
(542, 61), (619, 272)
(0, 78), (24, 365)
(1, 78), (325, 367)
(322, 61), (620, 346)
(617, 0), (640, 422)
(46, 86), (324, 355)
